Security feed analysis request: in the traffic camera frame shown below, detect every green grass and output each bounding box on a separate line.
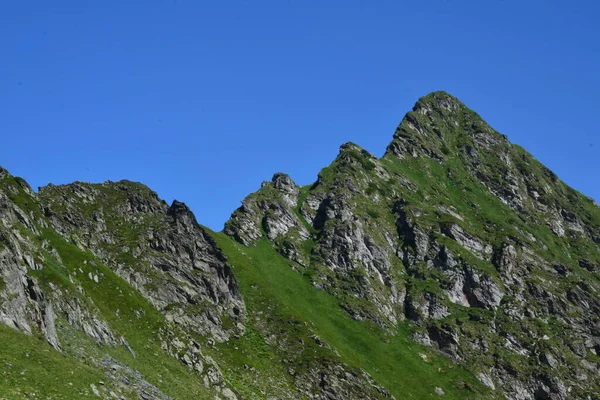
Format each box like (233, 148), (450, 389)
(0, 324), (128, 399)
(293, 185), (317, 235)
(205, 325), (301, 399)
(35, 228), (214, 399)
(366, 209), (381, 218)
(211, 233), (490, 399)
(0, 174), (43, 219)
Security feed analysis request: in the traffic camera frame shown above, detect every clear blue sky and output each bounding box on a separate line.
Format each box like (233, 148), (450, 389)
(1, 1), (599, 230)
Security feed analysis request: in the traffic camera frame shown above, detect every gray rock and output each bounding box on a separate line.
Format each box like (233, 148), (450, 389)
(440, 223), (492, 260)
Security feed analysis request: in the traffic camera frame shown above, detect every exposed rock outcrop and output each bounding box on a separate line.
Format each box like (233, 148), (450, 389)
(224, 91), (600, 399)
(39, 182), (245, 342)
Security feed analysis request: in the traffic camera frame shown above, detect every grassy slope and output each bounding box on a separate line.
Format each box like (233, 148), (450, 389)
(211, 232), (490, 399)
(210, 124), (600, 398)
(0, 324), (123, 400)
(35, 228), (214, 399)
(0, 230), (215, 399)
(0, 173), (214, 399)
(191, 134), (598, 398)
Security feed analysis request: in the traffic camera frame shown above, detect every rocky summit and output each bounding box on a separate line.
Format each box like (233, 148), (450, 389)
(1, 91), (599, 400)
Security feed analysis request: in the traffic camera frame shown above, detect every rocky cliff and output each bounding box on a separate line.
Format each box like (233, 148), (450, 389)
(1, 91), (599, 399)
(224, 92), (600, 399)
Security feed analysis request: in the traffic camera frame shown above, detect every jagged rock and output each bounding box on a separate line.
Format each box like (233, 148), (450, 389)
(295, 363), (394, 400)
(225, 173), (309, 246)
(0, 173), (242, 398)
(393, 200), (430, 264)
(477, 372), (495, 390)
(39, 184), (245, 342)
(496, 243), (518, 276)
(440, 223), (493, 260)
(98, 355), (174, 400)
(427, 324), (460, 358)
(271, 173), (299, 208)
(60, 295), (116, 346)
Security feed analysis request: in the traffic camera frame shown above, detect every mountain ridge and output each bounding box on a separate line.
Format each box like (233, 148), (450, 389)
(223, 91), (600, 398)
(0, 91), (599, 399)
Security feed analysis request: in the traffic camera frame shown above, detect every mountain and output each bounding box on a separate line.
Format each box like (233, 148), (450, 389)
(1, 91), (599, 399)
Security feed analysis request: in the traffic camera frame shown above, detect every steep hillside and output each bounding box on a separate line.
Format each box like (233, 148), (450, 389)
(224, 92), (600, 399)
(1, 91), (599, 399)
(0, 172), (239, 399)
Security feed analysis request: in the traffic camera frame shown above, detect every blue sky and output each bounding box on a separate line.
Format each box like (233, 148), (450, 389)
(1, 1), (599, 230)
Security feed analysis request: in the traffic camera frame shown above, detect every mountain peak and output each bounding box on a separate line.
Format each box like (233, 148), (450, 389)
(413, 90), (463, 113)
(385, 91), (501, 160)
(221, 89), (600, 399)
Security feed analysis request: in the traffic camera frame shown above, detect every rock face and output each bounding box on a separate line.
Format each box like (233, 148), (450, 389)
(225, 172), (309, 246)
(0, 172), (242, 398)
(224, 92), (600, 399)
(0, 173), (63, 351)
(39, 182), (244, 342)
